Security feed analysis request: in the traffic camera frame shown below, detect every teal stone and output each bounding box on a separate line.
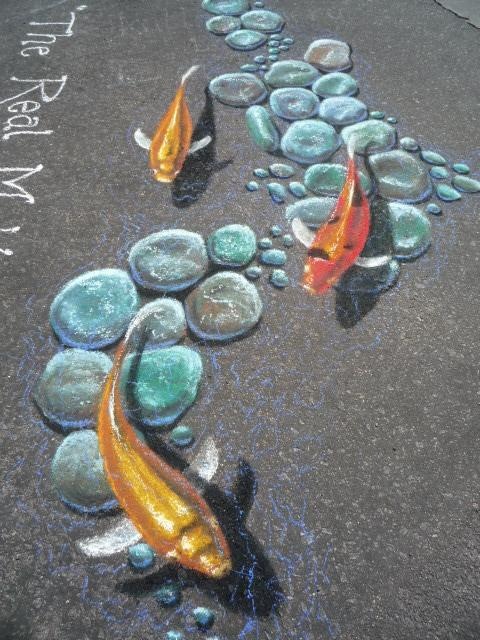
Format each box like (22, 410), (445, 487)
(304, 163), (372, 197)
(130, 298), (186, 349)
(304, 39), (352, 72)
(369, 150), (432, 202)
(245, 265), (262, 279)
(336, 260), (400, 295)
(270, 224), (282, 236)
(388, 202), (432, 260)
(51, 431), (116, 513)
(34, 349), (112, 430)
(246, 180), (259, 191)
(288, 181), (307, 198)
(120, 346), (203, 427)
(269, 163), (295, 178)
(420, 150), (447, 166)
(129, 230), (208, 293)
(268, 47), (280, 55)
(279, 44), (289, 51)
(452, 163), (470, 175)
(260, 248), (287, 265)
(206, 15), (241, 34)
(268, 182), (287, 203)
(269, 87), (320, 120)
(283, 37), (294, 44)
(166, 632), (184, 640)
(426, 203), (442, 216)
(264, 60), (320, 88)
(386, 116), (397, 124)
(254, 55), (266, 63)
(436, 184), (462, 201)
(50, 269), (139, 350)
(259, 64), (268, 71)
(240, 9), (285, 32)
(258, 237), (273, 249)
(369, 111), (385, 119)
(241, 63), (259, 72)
(226, 29), (267, 50)
(209, 73), (267, 107)
(270, 269), (289, 288)
(185, 272), (263, 341)
(245, 106), (280, 152)
(400, 137), (419, 152)
(128, 543), (155, 570)
(193, 607), (215, 629)
(253, 168), (269, 178)
(254, 0), (264, 5)
(452, 175), (480, 193)
(341, 120), (396, 155)
(281, 119), (340, 164)
(155, 581), (181, 607)
(268, 54), (279, 62)
(318, 96), (367, 126)
(169, 425), (194, 447)
(282, 234), (294, 247)
(430, 166), (449, 179)
(312, 72), (358, 98)
(202, 0), (249, 16)
(207, 224), (257, 267)
(285, 197), (336, 227)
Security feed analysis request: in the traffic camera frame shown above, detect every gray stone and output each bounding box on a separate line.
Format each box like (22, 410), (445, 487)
(285, 197), (336, 227)
(202, 0), (249, 16)
(209, 73), (268, 107)
(281, 119), (340, 164)
(129, 298), (186, 348)
(225, 29), (267, 51)
(240, 9), (285, 32)
(304, 39), (352, 72)
(264, 60), (320, 88)
(318, 96), (368, 126)
(269, 87), (320, 120)
(205, 15), (241, 34)
(341, 119), (396, 155)
(369, 150), (432, 203)
(388, 202), (432, 260)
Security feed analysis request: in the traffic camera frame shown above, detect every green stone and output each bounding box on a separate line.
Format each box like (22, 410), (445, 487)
(420, 150), (446, 166)
(270, 269), (289, 288)
(269, 163), (295, 178)
(285, 197), (336, 227)
(169, 425), (194, 447)
(206, 15), (241, 34)
(130, 298), (186, 349)
(341, 119), (396, 155)
(260, 249), (287, 266)
(202, 0), (249, 16)
(155, 581), (181, 607)
(311, 72), (358, 97)
(304, 163), (372, 196)
(240, 9), (285, 32)
(209, 73), (268, 107)
(388, 202), (432, 261)
(207, 224), (257, 267)
(267, 182), (287, 203)
(120, 346), (203, 427)
(225, 29), (267, 51)
(245, 265), (262, 280)
(288, 181), (307, 198)
(193, 607), (215, 629)
(369, 150), (432, 203)
(400, 137), (419, 152)
(253, 168), (269, 178)
(245, 105), (280, 152)
(281, 119), (340, 164)
(369, 110), (385, 119)
(264, 59), (320, 88)
(452, 163), (470, 175)
(452, 175), (480, 193)
(430, 166), (449, 180)
(436, 184), (462, 202)
(128, 543), (155, 570)
(426, 203), (442, 216)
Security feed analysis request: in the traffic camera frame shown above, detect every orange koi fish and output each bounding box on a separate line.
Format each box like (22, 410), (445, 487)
(97, 308), (232, 579)
(302, 143), (371, 294)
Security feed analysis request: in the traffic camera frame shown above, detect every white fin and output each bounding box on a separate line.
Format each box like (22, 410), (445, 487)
(181, 64), (200, 86)
(291, 217), (316, 248)
(77, 437), (220, 558)
(188, 135), (212, 155)
(347, 137), (356, 159)
(133, 128), (151, 150)
(354, 255), (391, 268)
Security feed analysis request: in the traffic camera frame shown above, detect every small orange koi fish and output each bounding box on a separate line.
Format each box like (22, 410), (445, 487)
(148, 65), (201, 183)
(97, 308), (232, 579)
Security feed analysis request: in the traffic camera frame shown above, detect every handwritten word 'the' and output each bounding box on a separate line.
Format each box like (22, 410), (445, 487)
(20, 11), (76, 58)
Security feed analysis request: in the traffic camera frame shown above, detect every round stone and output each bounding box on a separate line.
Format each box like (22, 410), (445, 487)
(318, 96), (367, 126)
(155, 581), (181, 607)
(201, 0), (249, 16)
(269, 87), (320, 120)
(129, 230), (208, 293)
(285, 197), (336, 227)
(129, 298), (186, 349)
(246, 180), (259, 191)
(258, 237), (273, 249)
(388, 202), (432, 260)
(34, 349), (112, 430)
(386, 116), (397, 124)
(283, 37), (294, 44)
(400, 137), (419, 152)
(51, 431), (116, 513)
(245, 105), (280, 152)
(268, 54), (279, 62)
(264, 60), (320, 88)
(128, 543), (155, 570)
(420, 150), (446, 166)
(369, 110), (385, 120)
(304, 163), (372, 196)
(282, 234), (294, 247)
(169, 425), (194, 448)
(50, 269), (139, 350)
(312, 72), (358, 98)
(452, 163), (470, 175)
(281, 119), (341, 164)
(241, 63), (259, 72)
(254, 55), (266, 64)
(430, 166), (449, 179)
(335, 260), (400, 294)
(436, 184), (462, 201)
(288, 181), (307, 198)
(269, 163), (295, 178)
(209, 73), (268, 107)
(270, 269), (289, 288)
(260, 248), (287, 266)
(185, 272), (263, 342)
(207, 224), (257, 267)
(304, 39), (352, 72)
(270, 224), (282, 236)
(225, 29), (267, 51)
(369, 150), (432, 203)
(452, 175), (480, 193)
(268, 182), (287, 203)
(193, 607), (215, 629)
(245, 265), (262, 279)
(120, 346), (203, 427)
(205, 15), (241, 34)
(240, 9), (285, 32)
(341, 120), (396, 155)
(253, 168), (269, 178)
(426, 203), (442, 216)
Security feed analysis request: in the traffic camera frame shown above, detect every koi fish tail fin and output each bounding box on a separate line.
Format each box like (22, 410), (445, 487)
(181, 65), (200, 86)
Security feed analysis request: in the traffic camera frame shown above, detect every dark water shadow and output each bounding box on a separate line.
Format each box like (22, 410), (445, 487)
(171, 87), (232, 208)
(116, 451), (284, 619)
(335, 290), (380, 328)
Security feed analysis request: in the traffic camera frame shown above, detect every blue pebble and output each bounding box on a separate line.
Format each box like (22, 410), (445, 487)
(268, 182), (287, 203)
(260, 248), (287, 266)
(436, 183), (461, 202)
(386, 116), (397, 124)
(269, 162), (295, 178)
(268, 46), (280, 54)
(270, 224), (282, 236)
(246, 180), (260, 191)
(420, 150), (447, 166)
(282, 234), (294, 247)
(155, 582), (181, 607)
(430, 166), (449, 180)
(369, 110), (385, 119)
(283, 37), (294, 44)
(253, 167), (269, 178)
(169, 425), (194, 447)
(254, 55), (266, 63)
(225, 29), (267, 51)
(128, 543), (155, 570)
(193, 607), (215, 629)
(279, 44), (289, 51)
(166, 631), (184, 640)
(288, 181), (307, 198)
(241, 63), (259, 72)
(426, 203), (442, 216)
(268, 54), (279, 62)
(318, 96), (368, 126)
(270, 269), (289, 288)
(452, 163), (470, 175)
(245, 265), (263, 279)
(258, 237), (273, 249)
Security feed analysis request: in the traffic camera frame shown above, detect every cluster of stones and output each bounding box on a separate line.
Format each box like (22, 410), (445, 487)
(243, 222), (292, 288)
(35, 227), (267, 515)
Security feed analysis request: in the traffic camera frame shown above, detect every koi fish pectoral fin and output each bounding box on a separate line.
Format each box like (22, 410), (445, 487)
(188, 135), (212, 155)
(133, 128), (152, 150)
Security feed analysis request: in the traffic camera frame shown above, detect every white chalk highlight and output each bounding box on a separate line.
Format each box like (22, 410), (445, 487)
(188, 135), (212, 155)
(133, 128), (151, 150)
